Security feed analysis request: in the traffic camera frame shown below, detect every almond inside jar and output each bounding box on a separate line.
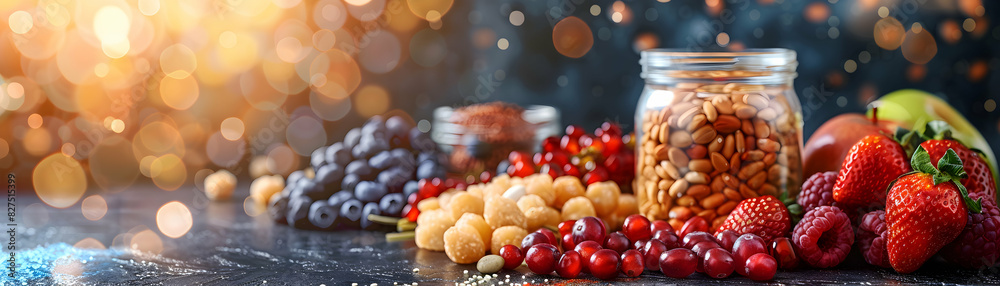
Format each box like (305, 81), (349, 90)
(636, 70), (802, 231)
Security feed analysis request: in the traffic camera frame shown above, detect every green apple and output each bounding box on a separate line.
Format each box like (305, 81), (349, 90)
(868, 89), (999, 190)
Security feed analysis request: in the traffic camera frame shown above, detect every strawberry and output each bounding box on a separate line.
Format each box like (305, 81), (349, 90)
(833, 134), (910, 212)
(885, 147), (981, 273)
(921, 139), (997, 205)
(716, 195), (791, 242)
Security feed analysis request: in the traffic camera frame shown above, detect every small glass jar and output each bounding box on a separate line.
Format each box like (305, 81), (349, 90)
(634, 49), (803, 230)
(432, 103), (559, 177)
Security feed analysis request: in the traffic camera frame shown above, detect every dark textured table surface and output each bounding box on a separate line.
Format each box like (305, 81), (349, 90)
(10, 184), (1000, 285)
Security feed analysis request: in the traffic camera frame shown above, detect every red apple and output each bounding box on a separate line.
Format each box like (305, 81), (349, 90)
(803, 112), (894, 177)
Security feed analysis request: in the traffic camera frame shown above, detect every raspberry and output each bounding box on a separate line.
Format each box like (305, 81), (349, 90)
(791, 206), (854, 268)
(940, 210), (1000, 269)
(856, 210), (890, 268)
(797, 172), (837, 212)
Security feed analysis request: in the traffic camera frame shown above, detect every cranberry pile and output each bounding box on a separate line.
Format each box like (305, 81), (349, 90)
(498, 215), (791, 281)
(499, 123), (635, 190)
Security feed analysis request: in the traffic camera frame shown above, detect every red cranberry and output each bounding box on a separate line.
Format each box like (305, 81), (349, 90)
(659, 248), (698, 278)
(525, 244), (560, 275)
(572, 217), (607, 245)
(678, 216), (708, 238)
(508, 151), (529, 165)
(583, 167), (609, 185)
(600, 122), (622, 136)
(691, 241), (722, 272)
(652, 230), (680, 249)
(715, 229), (740, 251)
(558, 220), (576, 237)
(744, 253), (777, 281)
(555, 250), (583, 278)
(544, 151), (570, 166)
(620, 249), (644, 277)
(702, 248), (735, 279)
(536, 229), (558, 248)
(561, 233), (576, 251)
(533, 153), (547, 166)
(509, 161), (535, 177)
(769, 237), (799, 269)
(499, 245), (524, 270)
(562, 164), (582, 178)
(589, 249), (620, 280)
(574, 240), (602, 273)
(732, 234), (767, 276)
(622, 214), (652, 241)
(642, 239), (668, 271)
(632, 238), (649, 251)
(604, 232), (630, 254)
(538, 163), (563, 178)
(521, 232), (551, 253)
(650, 220), (673, 233)
(682, 231), (718, 249)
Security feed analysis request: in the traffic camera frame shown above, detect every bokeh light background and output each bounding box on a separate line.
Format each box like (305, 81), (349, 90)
(0, 0), (999, 243)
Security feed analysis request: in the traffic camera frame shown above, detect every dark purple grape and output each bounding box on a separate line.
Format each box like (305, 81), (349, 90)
(286, 196), (313, 229)
(325, 142), (351, 166)
(286, 170), (306, 186)
(341, 174), (361, 192)
(385, 116), (412, 147)
(418, 152), (437, 164)
(360, 202), (381, 229)
(390, 148), (416, 170)
(354, 181), (387, 203)
(268, 195), (289, 224)
(327, 191), (353, 209)
(309, 200), (338, 230)
(496, 160), (511, 177)
(297, 179), (329, 200)
(339, 199), (363, 227)
(344, 128), (362, 149)
(417, 161), (444, 180)
(379, 193), (405, 217)
(362, 116), (386, 136)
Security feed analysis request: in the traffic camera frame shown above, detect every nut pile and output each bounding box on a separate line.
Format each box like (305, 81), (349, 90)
(637, 82), (802, 231)
(413, 173), (640, 264)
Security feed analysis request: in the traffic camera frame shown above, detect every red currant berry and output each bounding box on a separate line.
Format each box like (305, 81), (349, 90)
(652, 229), (681, 249)
(682, 231), (718, 249)
(565, 125), (585, 138)
(533, 153), (547, 166)
(560, 135), (580, 154)
(499, 245), (524, 270)
(521, 232), (551, 253)
(642, 239), (668, 271)
(479, 171), (492, 183)
(769, 237), (799, 269)
(715, 229), (740, 251)
(508, 151), (529, 165)
(558, 220), (576, 237)
(622, 214), (652, 242)
(525, 244), (560, 275)
(744, 253), (777, 281)
(542, 136), (561, 152)
(678, 216), (708, 238)
(573, 240), (602, 273)
(583, 167), (609, 185)
(572, 217), (607, 245)
(556, 250), (583, 278)
(538, 163), (562, 179)
(659, 248), (698, 279)
(600, 122), (622, 136)
(650, 220), (673, 233)
(702, 248), (735, 279)
(604, 231), (630, 254)
(620, 249), (644, 277)
(562, 164), (582, 178)
(732, 234), (767, 276)
(589, 249), (621, 280)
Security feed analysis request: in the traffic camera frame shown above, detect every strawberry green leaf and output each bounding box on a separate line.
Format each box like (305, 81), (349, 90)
(923, 120), (954, 140)
(910, 146), (939, 175)
(894, 127), (925, 158)
(937, 149), (967, 179)
(952, 178), (982, 214)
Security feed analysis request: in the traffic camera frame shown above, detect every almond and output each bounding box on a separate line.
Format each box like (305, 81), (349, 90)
(712, 115), (741, 134)
(691, 125), (717, 145)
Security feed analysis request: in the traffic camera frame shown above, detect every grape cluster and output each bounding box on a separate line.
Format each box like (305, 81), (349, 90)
(267, 115), (446, 230)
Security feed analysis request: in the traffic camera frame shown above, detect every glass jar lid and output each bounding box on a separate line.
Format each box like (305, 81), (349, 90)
(640, 49), (797, 85)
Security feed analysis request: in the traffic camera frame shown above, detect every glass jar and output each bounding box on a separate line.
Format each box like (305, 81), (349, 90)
(432, 103), (560, 177)
(634, 49), (803, 231)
